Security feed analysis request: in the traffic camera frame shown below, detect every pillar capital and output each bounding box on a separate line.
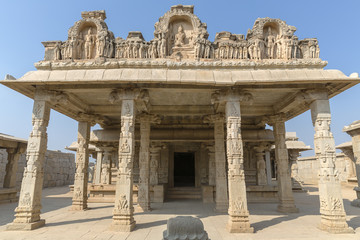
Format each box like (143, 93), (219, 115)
(109, 88), (148, 102)
(34, 88), (68, 105)
(212, 89), (253, 104)
(138, 113), (161, 124)
(295, 90), (329, 104)
(264, 113), (287, 126)
(203, 114), (224, 124)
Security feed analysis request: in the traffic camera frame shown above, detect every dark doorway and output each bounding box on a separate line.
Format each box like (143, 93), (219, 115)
(174, 152), (195, 187)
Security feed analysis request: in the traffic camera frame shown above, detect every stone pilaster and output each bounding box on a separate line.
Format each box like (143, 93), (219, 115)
(254, 146), (267, 186)
(269, 115), (298, 213)
(206, 146), (216, 186)
(214, 90), (254, 233)
(309, 92), (353, 233)
(71, 121), (91, 210)
(150, 145), (162, 186)
(109, 89), (147, 232)
(7, 90), (51, 230)
(100, 148), (113, 185)
(3, 147), (24, 188)
(137, 114), (160, 212)
(343, 121), (360, 207)
(204, 114), (228, 212)
(94, 149), (103, 184)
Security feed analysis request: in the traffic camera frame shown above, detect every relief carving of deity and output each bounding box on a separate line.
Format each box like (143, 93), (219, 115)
(84, 28), (95, 59)
(174, 25), (186, 47)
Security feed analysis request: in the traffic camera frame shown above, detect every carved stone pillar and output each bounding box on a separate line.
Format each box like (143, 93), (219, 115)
(6, 91), (51, 230)
(150, 145), (162, 186)
(269, 115), (298, 213)
(109, 89), (147, 232)
(71, 121), (91, 211)
(137, 114), (160, 212)
(214, 90), (253, 233)
(100, 148), (113, 185)
(94, 149), (103, 184)
(343, 121), (360, 207)
(308, 92), (353, 233)
(206, 145), (216, 186)
(3, 147), (24, 188)
(254, 146), (267, 186)
(288, 150), (303, 190)
(204, 114), (228, 212)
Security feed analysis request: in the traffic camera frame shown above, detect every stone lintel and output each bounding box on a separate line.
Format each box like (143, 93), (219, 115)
(343, 120), (360, 136)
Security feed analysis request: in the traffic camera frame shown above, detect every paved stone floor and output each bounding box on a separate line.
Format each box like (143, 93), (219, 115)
(1, 183), (360, 240)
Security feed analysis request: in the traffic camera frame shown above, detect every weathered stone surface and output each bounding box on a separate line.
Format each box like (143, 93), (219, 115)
(163, 216), (209, 240)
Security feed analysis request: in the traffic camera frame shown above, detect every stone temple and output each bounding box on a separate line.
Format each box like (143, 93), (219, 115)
(1, 5), (360, 234)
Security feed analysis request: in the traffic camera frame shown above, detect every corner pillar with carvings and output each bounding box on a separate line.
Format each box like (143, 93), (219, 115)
(93, 149), (103, 185)
(213, 89), (254, 233)
(6, 89), (53, 230)
(308, 91), (353, 233)
(109, 88), (148, 232)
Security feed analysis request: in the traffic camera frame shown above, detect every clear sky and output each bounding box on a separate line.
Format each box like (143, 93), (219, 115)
(0, 0), (359, 157)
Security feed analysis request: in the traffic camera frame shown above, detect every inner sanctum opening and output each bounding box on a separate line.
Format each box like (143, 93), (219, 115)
(173, 152), (195, 187)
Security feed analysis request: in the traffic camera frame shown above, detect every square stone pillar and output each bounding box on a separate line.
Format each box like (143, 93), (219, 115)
(265, 150), (272, 185)
(109, 89), (148, 232)
(270, 116), (298, 213)
(7, 92), (51, 230)
(344, 121), (360, 207)
(137, 114), (160, 212)
(3, 147), (25, 188)
(71, 121), (91, 210)
(204, 115), (229, 212)
(100, 148), (113, 185)
(206, 145), (216, 186)
(213, 90), (253, 233)
(93, 149), (103, 184)
(288, 150), (303, 190)
(150, 145), (162, 186)
(308, 92), (353, 233)
(254, 146), (267, 186)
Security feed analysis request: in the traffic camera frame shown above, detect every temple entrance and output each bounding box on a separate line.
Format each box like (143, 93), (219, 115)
(173, 152), (195, 187)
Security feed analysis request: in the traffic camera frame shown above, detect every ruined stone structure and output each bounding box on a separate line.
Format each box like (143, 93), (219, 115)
(0, 134), (75, 204)
(2, 5), (359, 234)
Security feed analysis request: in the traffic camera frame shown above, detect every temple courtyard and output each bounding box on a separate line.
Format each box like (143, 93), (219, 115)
(0, 183), (359, 240)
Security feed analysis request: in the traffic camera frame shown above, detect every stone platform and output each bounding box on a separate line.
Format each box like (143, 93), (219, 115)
(0, 188), (18, 203)
(1, 184), (360, 239)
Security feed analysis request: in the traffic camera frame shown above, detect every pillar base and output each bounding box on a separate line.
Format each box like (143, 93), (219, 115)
(277, 204), (299, 213)
(351, 198), (360, 207)
(136, 205), (151, 212)
(318, 223), (354, 234)
(110, 221), (136, 232)
(214, 202), (228, 213)
(70, 204), (88, 211)
(6, 219), (45, 231)
(226, 220), (254, 233)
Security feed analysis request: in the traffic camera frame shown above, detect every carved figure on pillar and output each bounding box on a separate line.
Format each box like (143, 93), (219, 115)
(254, 145), (267, 186)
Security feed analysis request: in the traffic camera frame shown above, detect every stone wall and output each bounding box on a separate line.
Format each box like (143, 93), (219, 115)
(0, 149), (75, 190)
(297, 153), (352, 184)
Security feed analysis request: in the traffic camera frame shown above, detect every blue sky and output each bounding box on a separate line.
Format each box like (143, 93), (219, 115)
(0, 1), (359, 157)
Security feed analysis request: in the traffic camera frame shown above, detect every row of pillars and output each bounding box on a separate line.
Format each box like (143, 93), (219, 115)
(6, 88), (355, 234)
